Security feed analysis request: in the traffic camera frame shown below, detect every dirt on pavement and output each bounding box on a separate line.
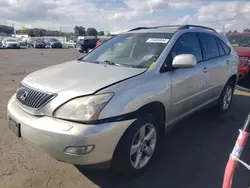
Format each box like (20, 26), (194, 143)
(0, 49), (250, 188)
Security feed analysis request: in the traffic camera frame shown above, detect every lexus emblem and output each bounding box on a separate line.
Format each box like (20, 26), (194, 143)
(20, 91), (29, 101)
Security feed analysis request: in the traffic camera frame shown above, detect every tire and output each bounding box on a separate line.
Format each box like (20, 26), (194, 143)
(111, 114), (161, 176)
(214, 81), (234, 114)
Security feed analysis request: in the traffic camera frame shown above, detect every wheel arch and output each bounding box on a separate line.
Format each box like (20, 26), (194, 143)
(228, 74), (237, 90)
(136, 101), (166, 127)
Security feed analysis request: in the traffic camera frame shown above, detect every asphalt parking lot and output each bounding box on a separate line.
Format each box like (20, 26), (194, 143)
(0, 48), (250, 188)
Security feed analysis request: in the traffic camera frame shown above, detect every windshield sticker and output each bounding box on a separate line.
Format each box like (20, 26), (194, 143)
(149, 62), (156, 69)
(146, 38), (169, 44)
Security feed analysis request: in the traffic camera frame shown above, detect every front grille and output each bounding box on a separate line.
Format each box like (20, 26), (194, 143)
(16, 84), (56, 109)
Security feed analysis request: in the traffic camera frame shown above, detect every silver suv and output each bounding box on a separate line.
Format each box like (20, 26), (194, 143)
(7, 25), (239, 176)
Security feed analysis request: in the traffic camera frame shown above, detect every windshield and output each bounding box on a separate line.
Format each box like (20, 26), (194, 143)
(6, 38), (17, 42)
(77, 39), (84, 42)
(50, 38), (58, 42)
(227, 35), (250, 47)
(34, 38), (43, 42)
(82, 33), (173, 68)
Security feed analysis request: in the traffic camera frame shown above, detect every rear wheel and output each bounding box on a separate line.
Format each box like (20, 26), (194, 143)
(214, 81), (234, 114)
(111, 114), (160, 176)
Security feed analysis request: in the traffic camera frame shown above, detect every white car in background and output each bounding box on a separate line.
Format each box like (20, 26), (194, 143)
(2, 38), (20, 49)
(16, 38), (28, 49)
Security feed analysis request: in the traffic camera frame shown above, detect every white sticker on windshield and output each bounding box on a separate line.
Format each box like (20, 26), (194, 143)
(146, 38), (169, 44)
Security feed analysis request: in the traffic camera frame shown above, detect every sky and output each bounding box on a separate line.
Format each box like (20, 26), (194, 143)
(0, 0), (249, 33)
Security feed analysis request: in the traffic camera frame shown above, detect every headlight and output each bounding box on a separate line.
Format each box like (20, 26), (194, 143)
(54, 93), (114, 122)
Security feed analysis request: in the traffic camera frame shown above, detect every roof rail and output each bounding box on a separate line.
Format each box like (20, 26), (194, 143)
(128, 27), (151, 31)
(127, 25), (216, 32)
(179, 25), (216, 32)
(128, 25), (181, 32)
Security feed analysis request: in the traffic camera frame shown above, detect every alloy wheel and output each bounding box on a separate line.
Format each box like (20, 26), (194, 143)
(130, 123), (157, 169)
(222, 85), (233, 110)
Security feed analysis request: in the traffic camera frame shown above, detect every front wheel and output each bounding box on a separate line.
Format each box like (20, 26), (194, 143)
(111, 115), (160, 176)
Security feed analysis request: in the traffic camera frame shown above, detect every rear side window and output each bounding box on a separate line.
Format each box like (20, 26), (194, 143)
(199, 33), (219, 59)
(171, 33), (202, 62)
(216, 38), (225, 56)
(219, 40), (230, 55)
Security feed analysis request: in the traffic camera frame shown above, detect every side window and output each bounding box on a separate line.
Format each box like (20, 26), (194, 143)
(219, 40), (230, 55)
(216, 38), (225, 56)
(200, 33), (219, 59)
(171, 33), (202, 62)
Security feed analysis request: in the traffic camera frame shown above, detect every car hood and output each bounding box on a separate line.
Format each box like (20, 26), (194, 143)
(22, 60), (146, 95)
(234, 47), (250, 57)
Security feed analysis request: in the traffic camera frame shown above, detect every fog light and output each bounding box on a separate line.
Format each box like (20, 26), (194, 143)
(65, 145), (94, 155)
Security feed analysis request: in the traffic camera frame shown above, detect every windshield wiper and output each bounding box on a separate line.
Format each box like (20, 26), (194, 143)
(103, 60), (124, 67)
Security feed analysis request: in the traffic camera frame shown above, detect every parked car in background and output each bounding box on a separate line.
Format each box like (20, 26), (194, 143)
(95, 39), (107, 47)
(0, 37), (3, 48)
(44, 38), (63, 48)
(227, 32), (250, 80)
(65, 40), (76, 48)
(27, 38), (45, 48)
(7, 25), (238, 176)
(16, 38), (27, 49)
(2, 38), (20, 49)
(76, 37), (98, 53)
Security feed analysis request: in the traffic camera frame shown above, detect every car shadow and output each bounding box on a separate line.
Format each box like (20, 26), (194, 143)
(75, 93), (250, 188)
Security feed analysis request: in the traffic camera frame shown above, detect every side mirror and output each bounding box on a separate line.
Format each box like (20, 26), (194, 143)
(172, 54), (197, 68)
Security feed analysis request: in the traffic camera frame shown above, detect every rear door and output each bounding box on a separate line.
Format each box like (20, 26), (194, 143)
(169, 32), (210, 121)
(198, 33), (231, 100)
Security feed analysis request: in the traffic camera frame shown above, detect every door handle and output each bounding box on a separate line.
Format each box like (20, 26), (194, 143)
(202, 67), (208, 73)
(226, 60), (230, 64)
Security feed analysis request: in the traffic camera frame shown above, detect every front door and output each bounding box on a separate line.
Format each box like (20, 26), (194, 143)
(168, 32), (210, 121)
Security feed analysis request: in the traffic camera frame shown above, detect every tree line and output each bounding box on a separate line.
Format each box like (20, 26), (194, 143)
(226, 28), (250, 35)
(0, 25), (106, 37)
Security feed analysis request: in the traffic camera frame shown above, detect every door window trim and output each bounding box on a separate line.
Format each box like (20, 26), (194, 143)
(160, 32), (232, 73)
(197, 33), (231, 63)
(160, 32), (203, 73)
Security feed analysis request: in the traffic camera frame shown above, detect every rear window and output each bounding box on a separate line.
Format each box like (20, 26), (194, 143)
(199, 33), (219, 59)
(216, 38), (225, 56)
(219, 40), (230, 55)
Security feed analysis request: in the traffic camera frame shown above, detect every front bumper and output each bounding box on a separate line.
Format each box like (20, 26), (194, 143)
(7, 95), (134, 165)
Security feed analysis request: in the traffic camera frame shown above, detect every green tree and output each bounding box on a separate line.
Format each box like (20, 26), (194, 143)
(28, 30), (35, 37)
(74, 26), (85, 36)
(98, 31), (105, 36)
(0, 25), (14, 34)
(86, 27), (98, 36)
